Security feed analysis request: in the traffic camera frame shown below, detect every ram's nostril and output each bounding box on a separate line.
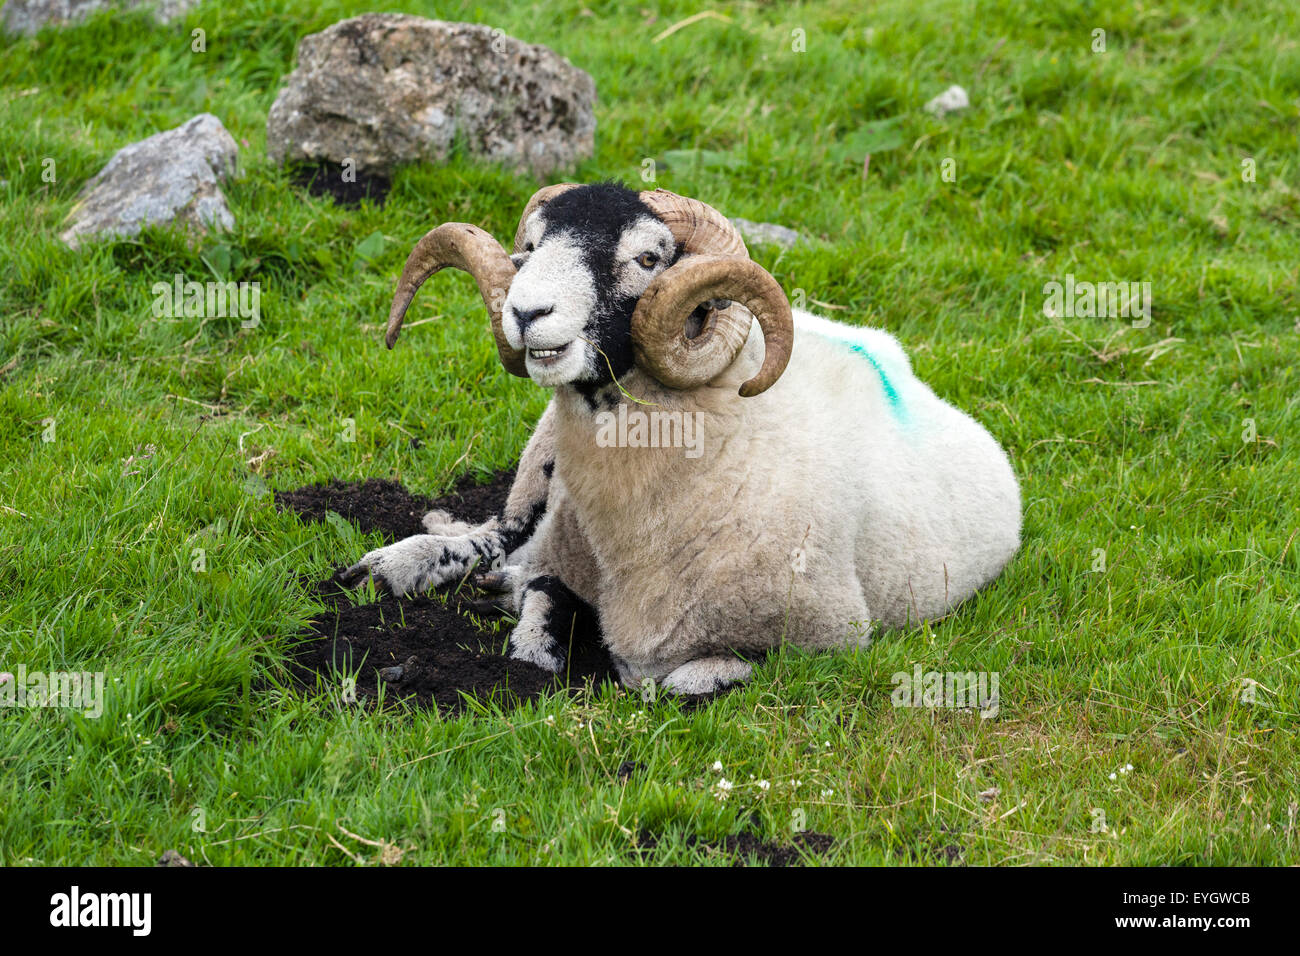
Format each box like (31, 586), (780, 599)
(512, 304), (554, 328)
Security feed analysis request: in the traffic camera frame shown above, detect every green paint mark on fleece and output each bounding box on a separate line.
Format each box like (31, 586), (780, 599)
(806, 324), (909, 421)
(848, 342), (903, 410)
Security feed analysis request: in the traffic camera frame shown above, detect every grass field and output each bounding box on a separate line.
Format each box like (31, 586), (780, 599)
(1, 0), (1297, 865)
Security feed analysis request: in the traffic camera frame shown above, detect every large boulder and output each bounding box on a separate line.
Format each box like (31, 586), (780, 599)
(266, 14), (596, 177)
(60, 113), (237, 249)
(1, 0), (198, 34)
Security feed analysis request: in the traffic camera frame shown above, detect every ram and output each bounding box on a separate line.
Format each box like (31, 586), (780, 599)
(341, 183), (1022, 694)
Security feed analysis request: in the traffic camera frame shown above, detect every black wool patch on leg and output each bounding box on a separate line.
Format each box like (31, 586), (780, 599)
(519, 575), (599, 669)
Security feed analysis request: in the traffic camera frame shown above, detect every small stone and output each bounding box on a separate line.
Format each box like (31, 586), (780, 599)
(729, 217), (805, 249)
(924, 84), (970, 118)
(977, 787), (1000, 804)
(378, 666), (404, 682)
(156, 849), (194, 867)
(60, 113), (237, 249)
(1, 0), (199, 35)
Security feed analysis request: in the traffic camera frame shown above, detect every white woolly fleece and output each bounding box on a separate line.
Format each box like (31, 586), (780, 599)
(522, 308), (1023, 684)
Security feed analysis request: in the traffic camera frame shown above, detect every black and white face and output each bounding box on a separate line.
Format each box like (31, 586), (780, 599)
(503, 183), (678, 389)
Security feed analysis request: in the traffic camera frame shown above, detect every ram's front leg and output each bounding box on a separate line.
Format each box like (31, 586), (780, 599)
(476, 491), (603, 671)
(340, 403), (558, 596)
(610, 649), (753, 695)
(506, 575), (598, 672)
(338, 531), (503, 595)
(660, 658), (753, 694)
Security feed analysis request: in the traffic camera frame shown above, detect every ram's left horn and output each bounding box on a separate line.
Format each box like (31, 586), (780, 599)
(631, 254), (793, 397)
(637, 189), (749, 258)
(386, 222), (527, 377)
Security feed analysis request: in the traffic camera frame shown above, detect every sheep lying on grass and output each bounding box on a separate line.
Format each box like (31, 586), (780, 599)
(341, 183), (1022, 694)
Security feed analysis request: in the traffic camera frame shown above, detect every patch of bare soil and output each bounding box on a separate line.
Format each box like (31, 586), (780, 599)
(636, 829), (835, 866)
(273, 469), (515, 542)
(276, 469), (617, 714)
(290, 161), (391, 207)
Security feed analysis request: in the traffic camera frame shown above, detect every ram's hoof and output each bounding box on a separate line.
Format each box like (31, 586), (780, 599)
(660, 658), (753, 695)
(474, 569), (512, 592)
(468, 597), (511, 617)
(336, 562), (371, 588)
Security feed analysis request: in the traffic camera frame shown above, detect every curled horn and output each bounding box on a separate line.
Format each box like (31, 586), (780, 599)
(385, 222), (527, 377)
(631, 190), (792, 397)
(631, 254), (793, 397)
(513, 183), (581, 254)
(637, 189), (749, 258)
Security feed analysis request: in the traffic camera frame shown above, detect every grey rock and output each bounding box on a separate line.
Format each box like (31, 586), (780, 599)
(729, 217), (806, 249)
(378, 666), (404, 682)
(60, 113), (237, 249)
(156, 849), (194, 867)
(266, 13), (596, 177)
(1, 0), (199, 34)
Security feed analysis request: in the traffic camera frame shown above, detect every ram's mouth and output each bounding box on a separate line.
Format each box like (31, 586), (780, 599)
(527, 343), (572, 366)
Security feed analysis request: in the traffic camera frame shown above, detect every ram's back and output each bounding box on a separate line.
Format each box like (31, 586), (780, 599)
(741, 311), (1023, 625)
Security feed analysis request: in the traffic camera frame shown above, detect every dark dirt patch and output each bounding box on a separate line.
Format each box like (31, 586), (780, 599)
(286, 574), (615, 714)
(274, 469), (516, 542)
(617, 760), (646, 781)
(892, 825), (967, 865)
(439, 469), (518, 526)
(275, 477), (435, 540)
(276, 469), (617, 714)
(637, 829), (834, 867)
(290, 161), (391, 207)
(275, 469), (736, 714)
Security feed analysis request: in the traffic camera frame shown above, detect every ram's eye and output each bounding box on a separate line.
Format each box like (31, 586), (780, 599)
(635, 251), (659, 269)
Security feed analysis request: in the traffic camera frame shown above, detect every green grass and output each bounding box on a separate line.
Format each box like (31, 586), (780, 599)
(1, 0), (1297, 865)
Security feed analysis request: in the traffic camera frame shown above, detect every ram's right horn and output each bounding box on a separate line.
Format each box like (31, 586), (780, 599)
(386, 222), (527, 378)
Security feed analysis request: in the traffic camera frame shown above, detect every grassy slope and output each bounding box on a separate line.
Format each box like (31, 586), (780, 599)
(0, 0), (1297, 865)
